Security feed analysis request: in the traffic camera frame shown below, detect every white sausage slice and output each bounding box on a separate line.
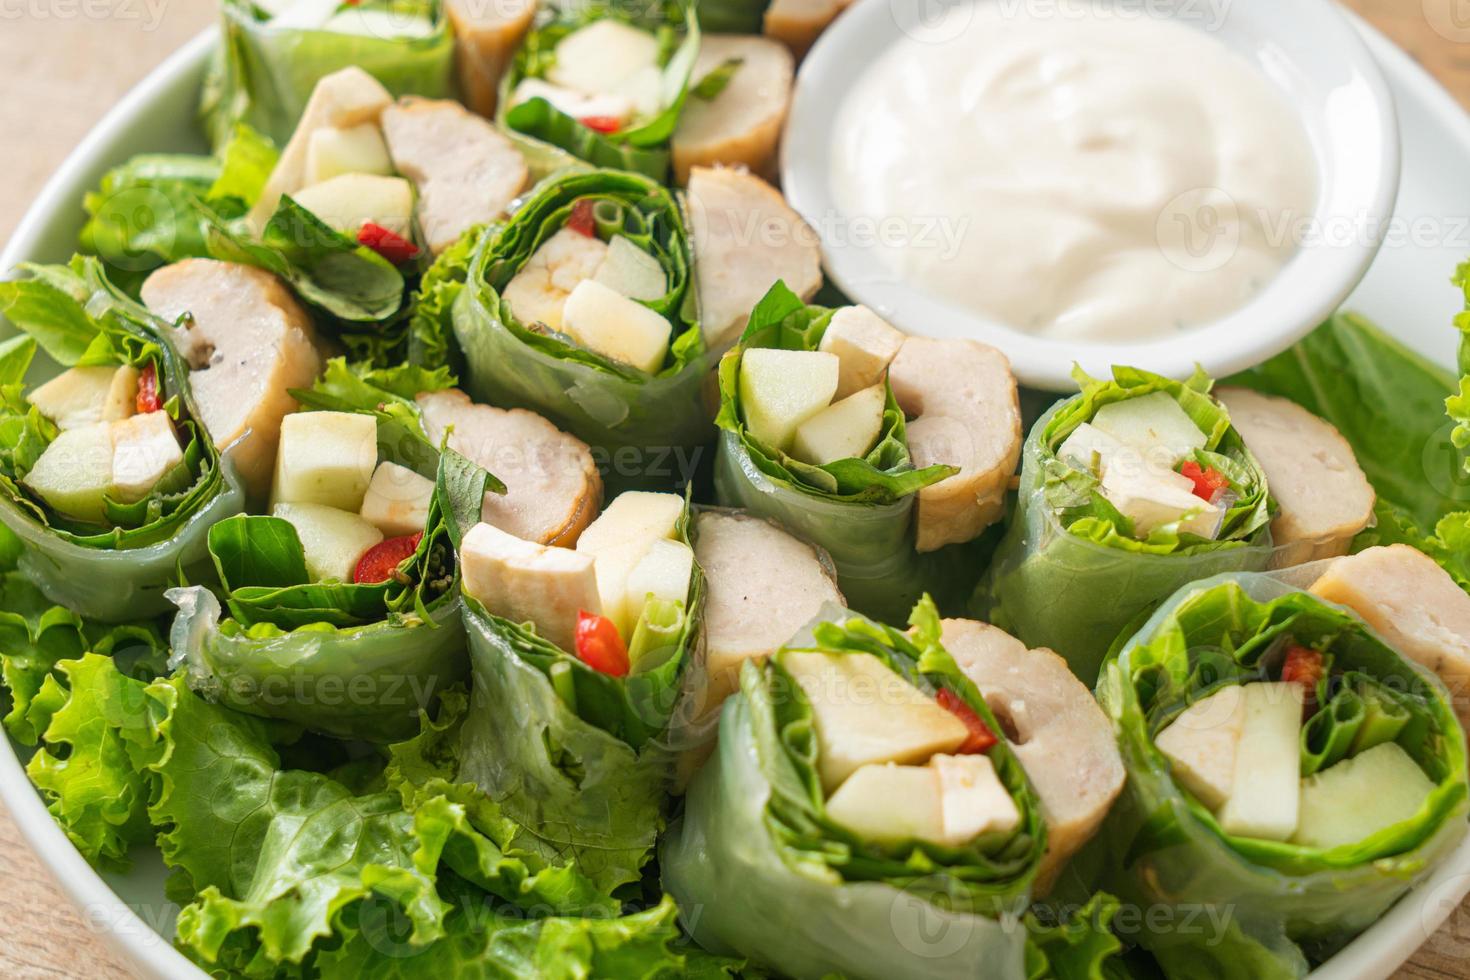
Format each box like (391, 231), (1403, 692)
(141, 259), (323, 501)
(887, 337), (1022, 551)
(685, 166), (822, 351)
(939, 617), (1124, 894)
(415, 388), (602, 548)
(381, 97), (529, 255)
(673, 35), (794, 185)
(445, 0), (538, 118)
(1215, 386), (1375, 566)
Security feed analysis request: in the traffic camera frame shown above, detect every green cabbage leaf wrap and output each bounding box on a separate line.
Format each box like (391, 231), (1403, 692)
(165, 362), (490, 740)
(661, 597), (1047, 980)
(456, 489), (704, 896)
(1090, 572), (1470, 979)
(201, 0), (455, 150)
(0, 257), (246, 620)
(977, 365), (1275, 684)
(451, 168), (713, 493)
(499, 0), (700, 180)
(713, 281), (991, 622)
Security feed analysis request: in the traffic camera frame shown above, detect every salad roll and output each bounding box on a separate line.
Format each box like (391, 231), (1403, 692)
(978, 367), (1275, 685)
(202, 0), (455, 150)
(1216, 386), (1375, 566)
(662, 598), (1046, 979)
(1094, 572), (1469, 978)
(0, 259), (246, 620)
(714, 283), (1017, 621)
(672, 35), (794, 184)
(456, 490), (704, 892)
(167, 366), (480, 739)
(940, 618), (1124, 894)
(501, 1), (701, 180)
(445, 0), (538, 117)
(451, 169), (711, 492)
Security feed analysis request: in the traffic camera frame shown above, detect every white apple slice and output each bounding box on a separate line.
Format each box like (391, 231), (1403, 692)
(738, 348), (839, 453)
(781, 651), (968, 792)
(825, 763), (944, 844)
(1154, 685), (1247, 810)
(577, 492), (684, 554)
(624, 538), (694, 629)
(615, 64), (664, 119)
(304, 123), (394, 186)
(291, 174), (415, 238)
(1091, 392), (1207, 469)
(561, 279), (672, 374)
(1056, 422), (1127, 476)
(110, 411), (183, 503)
(547, 19), (660, 95)
(1100, 459), (1224, 539)
(593, 235), (667, 302)
(1292, 742), (1436, 850)
(460, 521), (600, 651)
(818, 306), (905, 400)
(1216, 682), (1304, 841)
(23, 422), (114, 523)
(266, 0), (338, 29)
(29, 365), (138, 430)
(790, 383), (886, 466)
(272, 411), (379, 512)
(933, 753), (1020, 842)
(272, 502), (384, 583)
(359, 461), (434, 536)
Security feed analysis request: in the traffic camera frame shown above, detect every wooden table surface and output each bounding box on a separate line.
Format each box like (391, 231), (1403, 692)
(2, 2), (1470, 978)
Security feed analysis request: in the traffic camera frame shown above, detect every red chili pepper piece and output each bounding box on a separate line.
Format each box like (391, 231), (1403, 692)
(353, 533), (423, 584)
(358, 222), (420, 264)
(1282, 643), (1326, 714)
(566, 199), (598, 238)
(135, 362), (163, 414)
(579, 115), (622, 134)
(1179, 460), (1230, 501)
(936, 688), (998, 754)
(574, 610), (630, 677)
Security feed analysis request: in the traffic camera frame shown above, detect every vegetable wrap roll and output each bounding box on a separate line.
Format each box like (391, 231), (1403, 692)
(202, 0), (456, 151)
(167, 365), (483, 739)
(456, 489), (704, 892)
(713, 283), (1017, 621)
(500, 0), (701, 181)
(978, 366), (1275, 685)
(1093, 573), (1470, 978)
(0, 258), (246, 621)
(451, 169), (711, 493)
(661, 597), (1047, 980)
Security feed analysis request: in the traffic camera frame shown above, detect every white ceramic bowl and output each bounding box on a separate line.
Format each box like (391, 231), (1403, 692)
(782, 0), (1400, 390)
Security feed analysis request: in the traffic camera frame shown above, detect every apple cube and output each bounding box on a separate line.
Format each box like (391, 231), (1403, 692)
(818, 306), (905, 400)
(1100, 461), (1224, 539)
(360, 461), (434, 536)
(825, 763), (944, 844)
(932, 753), (1020, 842)
(29, 365), (137, 430)
(1216, 682), (1304, 841)
(110, 411), (183, 503)
(1154, 685), (1246, 810)
(781, 651), (968, 792)
(23, 422), (114, 523)
(577, 492), (684, 555)
(1056, 422), (1127, 475)
(562, 280), (672, 374)
(548, 19), (660, 95)
(272, 502), (384, 583)
(304, 122), (393, 186)
(790, 383), (886, 466)
(461, 521), (600, 651)
(624, 538), (694, 627)
(1091, 392), (1207, 468)
(615, 65), (664, 119)
(594, 236), (667, 302)
(291, 173), (415, 237)
(273, 411), (379, 511)
(739, 348), (840, 453)
(1292, 742), (1436, 850)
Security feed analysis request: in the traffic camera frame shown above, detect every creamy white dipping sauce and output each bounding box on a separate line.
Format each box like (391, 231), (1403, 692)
(830, 3), (1317, 343)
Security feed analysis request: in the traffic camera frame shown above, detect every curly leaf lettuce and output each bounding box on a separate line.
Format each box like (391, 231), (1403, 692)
(1091, 574), (1470, 979)
(977, 366), (1274, 685)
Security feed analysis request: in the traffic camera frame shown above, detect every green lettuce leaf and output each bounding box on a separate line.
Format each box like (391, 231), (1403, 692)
(406, 223), (485, 373)
(1025, 892), (1127, 980)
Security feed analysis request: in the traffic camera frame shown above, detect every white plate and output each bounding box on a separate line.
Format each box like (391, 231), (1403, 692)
(2, 18), (1469, 980)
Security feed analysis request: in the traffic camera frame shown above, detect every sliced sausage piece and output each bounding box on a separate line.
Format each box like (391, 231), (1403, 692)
(445, 0), (538, 118)
(249, 67), (394, 230)
(1311, 545), (1470, 728)
(415, 388), (602, 548)
(141, 259), (323, 501)
(1215, 386), (1375, 566)
(381, 97), (529, 256)
(763, 0), (847, 58)
(685, 166), (822, 351)
(673, 36), (794, 185)
(693, 510), (843, 709)
(939, 618), (1124, 894)
(887, 337), (1021, 551)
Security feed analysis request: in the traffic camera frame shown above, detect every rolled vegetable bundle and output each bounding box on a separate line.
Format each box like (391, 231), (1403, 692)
(202, 0), (456, 150)
(978, 366), (1275, 685)
(662, 597), (1047, 980)
(167, 365), (483, 740)
(1093, 572), (1470, 978)
(0, 258), (245, 621)
(452, 169), (711, 493)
